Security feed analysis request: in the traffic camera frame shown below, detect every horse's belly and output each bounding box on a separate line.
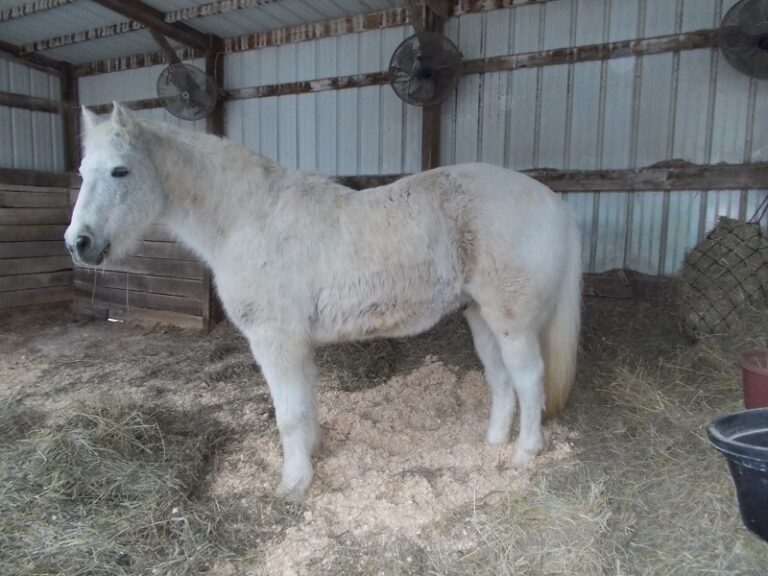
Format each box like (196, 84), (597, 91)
(311, 271), (463, 344)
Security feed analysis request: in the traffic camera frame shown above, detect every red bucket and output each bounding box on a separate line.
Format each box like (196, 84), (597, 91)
(740, 350), (768, 409)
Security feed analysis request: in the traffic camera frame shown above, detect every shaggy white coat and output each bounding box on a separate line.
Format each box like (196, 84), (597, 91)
(66, 103), (582, 499)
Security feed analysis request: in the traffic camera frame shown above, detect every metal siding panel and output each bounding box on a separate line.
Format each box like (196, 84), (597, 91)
(0, 106), (12, 168)
(337, 88), (359, 175)
(711, 53), (750, 164)
(225, 100), (244, 147)
(627, 191), (665, 274)
(337, 33), (360, 77)
(575, 0), (607, 46)
(277, 43), (298, 83)
(480, 72), (508, 166)
(0, 59), (8, 92)
(538, 64), (568, 169)
(750, 79), (768, 162)
(704, 189), (742, 232)
(672, 49), (713, 164)
(359, 86), (381, 173)
(594, 191), (629, 272)
(380, 87), (403, 174)
(297, 92), (317, 171)
(296, 40), (317, 82)
(513, 4), (543, 53)
(543, 0), (573, 51)
(259, 46), (280, 85)
(563, 191), (595, 272)
(404, 100), (421, 173)
(681, 0), (718, 31)
(507, 68), (537, 170)
(31, 110), (53, 172)
(664, 190), (702, 274)
(644, 0), (680, 37)
(455, 74), (481, 164)
(278, 94), (298, 169)
(458, 13), (484, 60)
(50, 112), (65, 172)
(317, 91), (338, 174)
(11, 107), (33, 169)
(483, 8), (512, 58)
(607, 0), (640, 42)
(315, 37), (339, 78)
(569, 61), (602, 169)
(602, 57), (636, 169)
(360, 29), (383, 74)
(635, 53), (674, 167)
(260, 96), (279, 162)
(746, 189), (768, 227)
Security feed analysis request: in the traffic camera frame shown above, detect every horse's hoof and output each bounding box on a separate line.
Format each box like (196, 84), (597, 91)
(485, 429), (510, 445)
(277, 470), (312, 501)
(513, 445), (539, 466)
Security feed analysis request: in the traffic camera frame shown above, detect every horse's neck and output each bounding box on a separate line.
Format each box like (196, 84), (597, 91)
(146, 125), (280, 263)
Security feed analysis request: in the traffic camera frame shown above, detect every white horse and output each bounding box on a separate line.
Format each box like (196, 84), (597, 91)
(66, 102), (582, 499)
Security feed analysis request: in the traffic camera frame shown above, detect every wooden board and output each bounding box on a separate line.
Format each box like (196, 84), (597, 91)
(73, 299), (205, 330)
(73, 282), (203, 315)
(0, 270), (72, 293)
(0, 225), (68, 242)
(74, 268), (203, 299)
(0, 190), (70, 208)
(78, 256), (205, 279)
(0, 241), (68, 258)
(0, 256), (72, 276)
(0, 286), (73, 309)
(0, 208), (71, 225)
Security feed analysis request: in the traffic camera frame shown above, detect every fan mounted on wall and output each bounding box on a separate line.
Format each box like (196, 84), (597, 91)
(388, 0), (462, 107)
(720, 0), (768, 79)
(157, 63), (219, 121)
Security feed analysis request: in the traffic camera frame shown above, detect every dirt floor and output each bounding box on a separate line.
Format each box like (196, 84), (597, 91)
(1, 298), (767, 575)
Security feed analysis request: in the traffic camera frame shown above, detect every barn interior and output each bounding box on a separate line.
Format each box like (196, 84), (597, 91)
(2, 0), (768, 574)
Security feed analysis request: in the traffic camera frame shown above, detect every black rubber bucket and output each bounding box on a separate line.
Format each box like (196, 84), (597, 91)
(707, 408), (768, 542)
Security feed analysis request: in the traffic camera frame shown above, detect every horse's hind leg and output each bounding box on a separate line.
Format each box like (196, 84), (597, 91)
(247, 330), (319, 500)
(475, 306), (545, 465)
(464, 304), (516, 444)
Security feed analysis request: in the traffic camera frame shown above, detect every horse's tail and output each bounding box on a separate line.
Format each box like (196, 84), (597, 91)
(541, 212), (582, 418)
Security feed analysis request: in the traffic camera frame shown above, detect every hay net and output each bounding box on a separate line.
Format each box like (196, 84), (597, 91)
(677, 204), (768, 339)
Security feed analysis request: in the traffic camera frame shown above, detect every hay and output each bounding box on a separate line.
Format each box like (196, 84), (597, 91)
(317, 339), (400, 392)
(0, 401), (264, 576)
(676, 216), (768, 338)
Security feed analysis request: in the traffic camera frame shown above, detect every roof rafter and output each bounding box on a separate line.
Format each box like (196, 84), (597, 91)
(0, 0), (74, 24)
(20, 0), (278, 55)
(0, 38), (65, 75)
(89, 0), (214, 52)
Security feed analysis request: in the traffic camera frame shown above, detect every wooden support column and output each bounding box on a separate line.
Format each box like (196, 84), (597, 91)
(202, 36), (225, 330)
(61, 64), (80, 172)
(420, 1), (453, 171)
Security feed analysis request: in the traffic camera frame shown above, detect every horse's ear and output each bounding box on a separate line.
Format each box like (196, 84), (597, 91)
(111, 101), (137, 138)
(81, 106), (99, 133)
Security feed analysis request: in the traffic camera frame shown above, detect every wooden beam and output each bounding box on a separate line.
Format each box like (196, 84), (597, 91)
(336, 163), (768, 192)
(0, 90), (63, 113)
(463, 29), (720, 75)
(420, 2), (451, 171)
(61, 64), (80, 172)
(0, 39), (65, 76)
(73, 47), (205, 78)
(0, 168), (78, 188)
(227, 71), (390, 100)
(0, 0), (74, 23)
(90, 0), (212, 52)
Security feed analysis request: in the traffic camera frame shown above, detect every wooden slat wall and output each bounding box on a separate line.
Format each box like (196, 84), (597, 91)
(0, 183), (73, 308)
(71, 216), (207, 330)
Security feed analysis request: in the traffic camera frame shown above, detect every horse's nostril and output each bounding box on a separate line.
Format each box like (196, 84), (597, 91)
(76, 234), (92, 253)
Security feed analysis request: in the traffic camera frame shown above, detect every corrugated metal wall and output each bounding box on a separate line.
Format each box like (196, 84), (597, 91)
(0, 60), (64, 171)
(224, 25), (422, 175)
(442, 0), (768, 275)
(72, 0), (765, 277)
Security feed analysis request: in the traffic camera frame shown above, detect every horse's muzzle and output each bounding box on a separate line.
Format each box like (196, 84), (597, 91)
(66, 227), (109, 265)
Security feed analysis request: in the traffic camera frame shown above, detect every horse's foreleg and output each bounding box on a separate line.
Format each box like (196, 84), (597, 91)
(464, 304), (516, 444)
(248, 332), (318, 500)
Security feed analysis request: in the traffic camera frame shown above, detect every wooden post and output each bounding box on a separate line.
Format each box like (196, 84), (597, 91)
(202, 35), (226, 331)
(61, 64), (80, 172)
(420, 1), (453, 171)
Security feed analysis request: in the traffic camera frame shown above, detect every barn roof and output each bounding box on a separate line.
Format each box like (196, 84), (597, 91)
(0, 0), (406, 72)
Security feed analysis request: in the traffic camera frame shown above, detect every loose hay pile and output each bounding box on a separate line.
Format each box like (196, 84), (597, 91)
(677, 216), (768, 338)
(0, 401), (257, 576)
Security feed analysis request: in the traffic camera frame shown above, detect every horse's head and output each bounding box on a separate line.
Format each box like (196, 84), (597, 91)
(65, 102), (165, 265)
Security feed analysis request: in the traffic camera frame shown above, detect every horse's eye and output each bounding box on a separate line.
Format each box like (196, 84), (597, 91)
(111, 166), (130, 178)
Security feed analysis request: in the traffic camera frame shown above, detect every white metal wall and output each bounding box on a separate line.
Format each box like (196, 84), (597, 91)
(224, 25), (422, 175)
(0, 60), (64, 171)
(442, 0), (768, 275)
